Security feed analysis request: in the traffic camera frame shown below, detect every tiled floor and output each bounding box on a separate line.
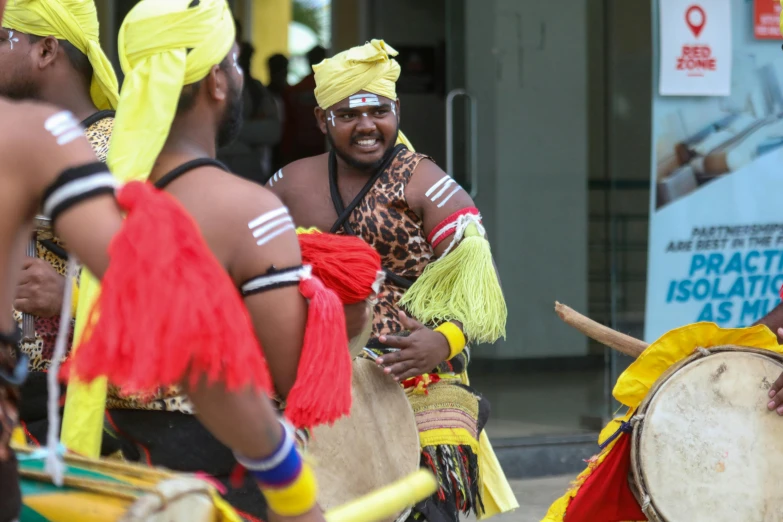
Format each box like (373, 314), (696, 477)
(465, 475), (574, 522)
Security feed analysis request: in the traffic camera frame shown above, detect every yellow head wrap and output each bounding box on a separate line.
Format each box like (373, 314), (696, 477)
(107, 0), (235, 184)
(313, 39), (414, 151)
(60, 0), (235, 459)
(2, 0), (119, 110)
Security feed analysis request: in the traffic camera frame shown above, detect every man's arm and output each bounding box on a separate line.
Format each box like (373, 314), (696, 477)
(10, 105), (322, 519)
(213, 183), (308, 399)
(754, 304), (783, 342)
(377, 160), (505, 381)
(265, 164), (373, 341)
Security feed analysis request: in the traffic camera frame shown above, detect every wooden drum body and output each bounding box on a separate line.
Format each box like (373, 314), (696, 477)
(630, 346), (783, 522)
(18, 452), (236, 522)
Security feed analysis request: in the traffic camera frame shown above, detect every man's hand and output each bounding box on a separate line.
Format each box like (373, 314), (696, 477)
(376, 312), (450, 382)
(14, 258), (65, 318)
(345, 301), (371, 340)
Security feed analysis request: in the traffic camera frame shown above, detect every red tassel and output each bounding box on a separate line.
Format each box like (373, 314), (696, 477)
(283, 274), (351, 428)
(298, 232), (382, 304)
(61, 181), (273, 397)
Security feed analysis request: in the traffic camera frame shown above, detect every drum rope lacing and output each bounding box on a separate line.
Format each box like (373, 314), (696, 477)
(597, 414), (645, 450)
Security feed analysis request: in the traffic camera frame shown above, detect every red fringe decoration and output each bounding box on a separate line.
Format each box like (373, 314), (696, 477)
(60, 181), (273, 397)
(283, 275), (351, 429)
(298, 232), (381, 304)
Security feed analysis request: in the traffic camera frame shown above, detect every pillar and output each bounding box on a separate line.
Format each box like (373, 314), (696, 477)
(250, 0), (292, 85)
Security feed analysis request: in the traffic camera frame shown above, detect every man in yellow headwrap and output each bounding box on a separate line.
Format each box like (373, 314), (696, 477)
(0, 0), (119, 447)
(67, 0), (365, 519)
(0, 2), (328, 521)
(268, 39), (518, 521)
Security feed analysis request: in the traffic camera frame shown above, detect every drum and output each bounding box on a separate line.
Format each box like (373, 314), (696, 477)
(306, 358), (420, 522)
(629, 346), (783, 522)
(16, 448), (240, 522)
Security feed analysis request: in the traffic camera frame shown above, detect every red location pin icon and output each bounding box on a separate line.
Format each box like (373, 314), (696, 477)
(685, 5), (706, 38)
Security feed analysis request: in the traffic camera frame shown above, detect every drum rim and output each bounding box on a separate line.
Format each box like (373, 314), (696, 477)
(628, 345), (783, 521)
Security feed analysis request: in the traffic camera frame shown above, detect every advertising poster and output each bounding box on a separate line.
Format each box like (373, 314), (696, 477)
(659, 0), (732, 96)
(645, 1), (783, 341)
(754, 0), (783, 40)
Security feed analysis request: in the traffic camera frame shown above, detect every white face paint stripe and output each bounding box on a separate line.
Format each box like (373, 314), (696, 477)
(44, 111), (83, 146)
(256, 224), (295, 246)
(56, 128), (85, 146)
(431, 179), (455, 202)
(252, 216), (293, 239)
(45, 111), (78, 132)
(328, 111), (336, 127)
(248, 207), (288, 230)
(349, 94), (380, 108)
(425, 175), (451, 197)
(437, 186), (462, 208)
(391, 102), (396, 116)
(8, 30), (19, 50)
(268, 169), (283, 187)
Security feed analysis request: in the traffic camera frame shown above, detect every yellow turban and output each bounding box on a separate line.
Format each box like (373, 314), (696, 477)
(3, 0), (119, 110)
(108, 0), (235, 184)
(61, 0), (235, 458)
(313, 39), (414, 151)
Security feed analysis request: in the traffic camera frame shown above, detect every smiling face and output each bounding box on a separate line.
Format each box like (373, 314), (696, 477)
(317, 90), (400, 173)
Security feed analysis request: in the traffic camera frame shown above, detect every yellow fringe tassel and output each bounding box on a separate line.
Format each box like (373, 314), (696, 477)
(399, 223), (506, 344)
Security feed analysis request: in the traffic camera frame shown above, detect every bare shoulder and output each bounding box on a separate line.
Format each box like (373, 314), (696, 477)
(167, 166), (285, 230)
(266, 153), (328, 200)
(0, 99), (98, 195)
(405, 155), (474, 218)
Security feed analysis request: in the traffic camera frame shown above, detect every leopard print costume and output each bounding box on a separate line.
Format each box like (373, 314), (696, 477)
(338, 148), (435, 338)
(15, 111), (114, 371)
(335, 147), (486, 521)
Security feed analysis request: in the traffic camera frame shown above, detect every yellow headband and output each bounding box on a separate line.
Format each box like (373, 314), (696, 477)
(3, 0), (119, 110)
(107, 0), (235, 183)
(314, 39), (414, 151)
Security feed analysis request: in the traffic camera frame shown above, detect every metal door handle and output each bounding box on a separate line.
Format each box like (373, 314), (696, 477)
(446, 89), (479, 199)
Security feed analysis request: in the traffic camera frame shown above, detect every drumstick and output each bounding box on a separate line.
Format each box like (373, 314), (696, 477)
(324, 469), (438, 522)
(554, 301), (649, 358)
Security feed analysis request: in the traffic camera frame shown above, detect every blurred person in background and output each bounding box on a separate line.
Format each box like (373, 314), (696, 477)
(278, 45), (328, 167)
(217, 19), (281, 184)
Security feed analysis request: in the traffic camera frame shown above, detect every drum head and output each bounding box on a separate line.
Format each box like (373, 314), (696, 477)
(307, 358), (419, 519)
(634, 349), (783, 522)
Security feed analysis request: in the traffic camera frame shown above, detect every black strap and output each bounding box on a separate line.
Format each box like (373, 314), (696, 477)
(80, 110), (115, 129)
(240, 266), (304, 297)
(328, 144), (407, 235)
(327, 145), (416, 289)
(154, 158), (230, 190)
(39, 239), (68, 261)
